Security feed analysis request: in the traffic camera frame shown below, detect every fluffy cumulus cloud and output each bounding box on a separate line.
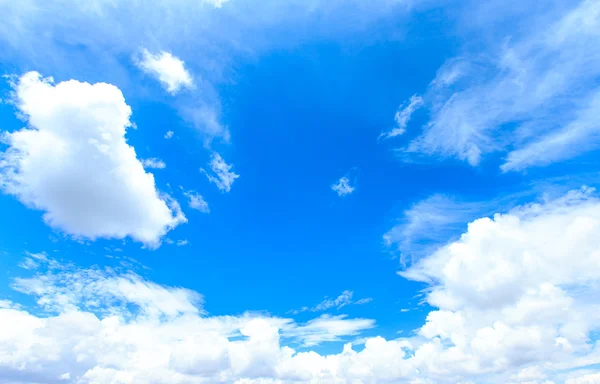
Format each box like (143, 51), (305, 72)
(403, 0), (600, 170)
(202, 153), (239, 193)
(0, 72), (186, 247)
(136, 49), (194, 94)
(398, 187), (600, 382)
(2, 188), (600, 383)
(331, 177), (355, 197)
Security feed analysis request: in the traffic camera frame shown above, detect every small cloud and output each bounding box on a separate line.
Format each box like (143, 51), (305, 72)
(331, 176), (355, 197)
(184, 190), (210, 213)
(58, 373), (71, 381)
(164, 238), (174, 245)
(136, 49), (194, 94)
(176, 239), (189, 246)
(141, 158), (166, 169)
(164, 130), (174, 139)
(201, 153), (239, 193)
(400, 308), (410, 313)
(379, 94), (423, 140)
(290, 290), (372, 314)
(283, 314), (375, 347)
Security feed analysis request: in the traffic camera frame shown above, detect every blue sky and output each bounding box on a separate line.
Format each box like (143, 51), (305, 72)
(1, 0), (600, 383)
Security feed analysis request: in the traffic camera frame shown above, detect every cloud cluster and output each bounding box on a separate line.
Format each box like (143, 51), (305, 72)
(400, 187), (600, 382)
(0, 256), (377, 383)
(0, 72), (185, 248)
(2, 188), (600, 383)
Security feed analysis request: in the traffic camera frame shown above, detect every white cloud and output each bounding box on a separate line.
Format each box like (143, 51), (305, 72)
(202, 153), (239, 193)
(141, 157), (166, 169)
(164, 130), (174, 139)
(182, 104), (231, 145)
(566, 372), (600, 384)
(291, 290), (373, 314)
(380, 94), (423, 139)
(176, 239), (189, 246)
(184, 190), (210, 213)
(331, 176), (355, 196)
(313, 290), (353, 311)
(136, 49), (194, 94)
(0, 72), (186, 248)
(404, 0), (600, 170)
(283, 315), (376, 347)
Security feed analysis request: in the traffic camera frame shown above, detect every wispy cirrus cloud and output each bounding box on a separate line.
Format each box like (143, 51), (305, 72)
(379, 94), (423, 139)
(384, 194), (485, 264)
(289, 290), (373, 315)
(201, 153), (239, 193)
(183, 190), (210, 213)
(401, 0), (600, 171)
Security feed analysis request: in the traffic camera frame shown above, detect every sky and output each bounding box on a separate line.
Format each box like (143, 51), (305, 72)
(0, 0), (600, 383)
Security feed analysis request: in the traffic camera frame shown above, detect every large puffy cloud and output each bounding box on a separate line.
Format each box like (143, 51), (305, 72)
(399, 187), (600, 381)
(2, 188), (600, 383)
(0, 72), (186, 247)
